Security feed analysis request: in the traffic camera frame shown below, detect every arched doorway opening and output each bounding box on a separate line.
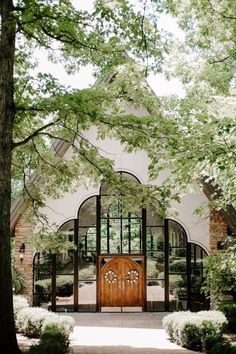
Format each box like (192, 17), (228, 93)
(33, 172), (208, 312)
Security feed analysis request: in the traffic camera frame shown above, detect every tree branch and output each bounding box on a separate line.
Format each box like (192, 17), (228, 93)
(207, 0), (236, 20)
(12, 120), (59, 149)
(209, 56), (230, 64)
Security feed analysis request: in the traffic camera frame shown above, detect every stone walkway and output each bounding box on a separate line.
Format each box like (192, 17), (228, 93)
(69, 312), (198, 354)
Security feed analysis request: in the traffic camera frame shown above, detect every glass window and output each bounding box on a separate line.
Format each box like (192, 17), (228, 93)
(79, 197), (96, 227)
(147, 209), (164, 226)
(100, 172), (142, 255)
(169, 220), (187, 248)
(100, 171), (140, 195)
(147, 227), (164, 251)
(189, 243), (208, 311)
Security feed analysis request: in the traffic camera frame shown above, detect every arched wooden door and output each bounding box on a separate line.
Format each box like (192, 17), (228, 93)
(99, 255), (144, 308)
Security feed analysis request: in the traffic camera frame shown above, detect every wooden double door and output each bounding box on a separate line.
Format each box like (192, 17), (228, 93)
(98, 255), (144, 308)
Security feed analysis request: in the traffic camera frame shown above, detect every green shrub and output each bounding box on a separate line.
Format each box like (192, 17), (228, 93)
(42, 314), (75, 336)
(16, 307), (49, 337)
(162, 310), (228, 350)
(209, 341), (232, 354)
(182, 320), (223, 351)
(16, 306), (75, 338)
(35, 278), (51, 305)
(27, 324), (70, 354)
(219, 302), (236, 331)
(181, 323), (202, 351)
(35, 275), (74, 298)
(39, 324), (70, 354)
(169, 260), (186, 273)
(79, 264), (96, 280)
(202, 334), (223, 353)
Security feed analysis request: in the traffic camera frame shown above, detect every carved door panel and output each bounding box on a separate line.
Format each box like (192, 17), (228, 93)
(99, 256), (144, 307)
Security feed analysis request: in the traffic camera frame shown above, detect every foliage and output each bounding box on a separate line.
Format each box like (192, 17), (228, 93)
(147, 258), (159, 278)
(41, 315), (75, 336)
(32, 229), (76, 255)
(79, 264), (96, 280)
(207, 341), (233, 354)
(12, 268), (25, 294)
(35, 275), (74, 302)
(16, 307), (49, 337)
(8, 0), (170, 221)
(219, 302), (236, 331)
(181, 323), (202, 351)
(202, 334), (224, 354)
(16, 306), (75, 338)
(27, 323), (70, 354)
(202, 237), (236, 307)
(124, 0), (236, 232)
(162, 310), (227, 350)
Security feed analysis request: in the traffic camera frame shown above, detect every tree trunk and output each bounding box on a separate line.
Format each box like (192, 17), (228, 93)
(0, 1), (21, 353)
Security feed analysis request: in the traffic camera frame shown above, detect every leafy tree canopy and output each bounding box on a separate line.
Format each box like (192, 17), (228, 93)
(133, 0), (236, 230)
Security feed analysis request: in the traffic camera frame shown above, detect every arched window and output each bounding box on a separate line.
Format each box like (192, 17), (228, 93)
(100, 172), (143, 254)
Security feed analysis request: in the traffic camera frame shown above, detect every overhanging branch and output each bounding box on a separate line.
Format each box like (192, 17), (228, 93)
(12, 120), (59, 149)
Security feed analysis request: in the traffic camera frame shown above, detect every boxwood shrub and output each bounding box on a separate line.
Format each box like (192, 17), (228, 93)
(162, 310), (227, 351)
(16, 306), (75, 338)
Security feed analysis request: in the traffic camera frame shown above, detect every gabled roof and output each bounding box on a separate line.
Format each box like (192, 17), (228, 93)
(10, 139), (70, 233)
(10, 65), (159, 233)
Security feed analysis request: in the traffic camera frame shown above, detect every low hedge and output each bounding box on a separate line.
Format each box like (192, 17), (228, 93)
(15, 305), (75, 338)
(162, 310), (227, 351)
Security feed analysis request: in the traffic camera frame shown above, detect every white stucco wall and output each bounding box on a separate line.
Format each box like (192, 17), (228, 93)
(39, 124), (210, 252)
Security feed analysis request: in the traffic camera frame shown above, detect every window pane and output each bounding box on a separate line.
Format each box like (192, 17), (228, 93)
(147, 227), (164, 250)
(78, 252), (96, 280)
(55, 274), (74, 310)
(146, 280), (165, 311)
(146, 252), (164, 277)
(169, 220), (187, 247)
(147, 209), (163, 226)
(78, 226), (96, 252)
(169, 251), (186, 274)
(78, 281), (96, 311)
(79, 197), (96, 226)
(189, 243), (208, 311)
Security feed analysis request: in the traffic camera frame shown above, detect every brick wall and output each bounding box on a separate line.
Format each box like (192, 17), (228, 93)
(209, 210), (228, 253)
(14, 213), (34, 304)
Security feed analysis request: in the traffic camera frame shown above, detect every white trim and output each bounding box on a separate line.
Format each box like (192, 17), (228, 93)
(166, 216), (209, 254)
